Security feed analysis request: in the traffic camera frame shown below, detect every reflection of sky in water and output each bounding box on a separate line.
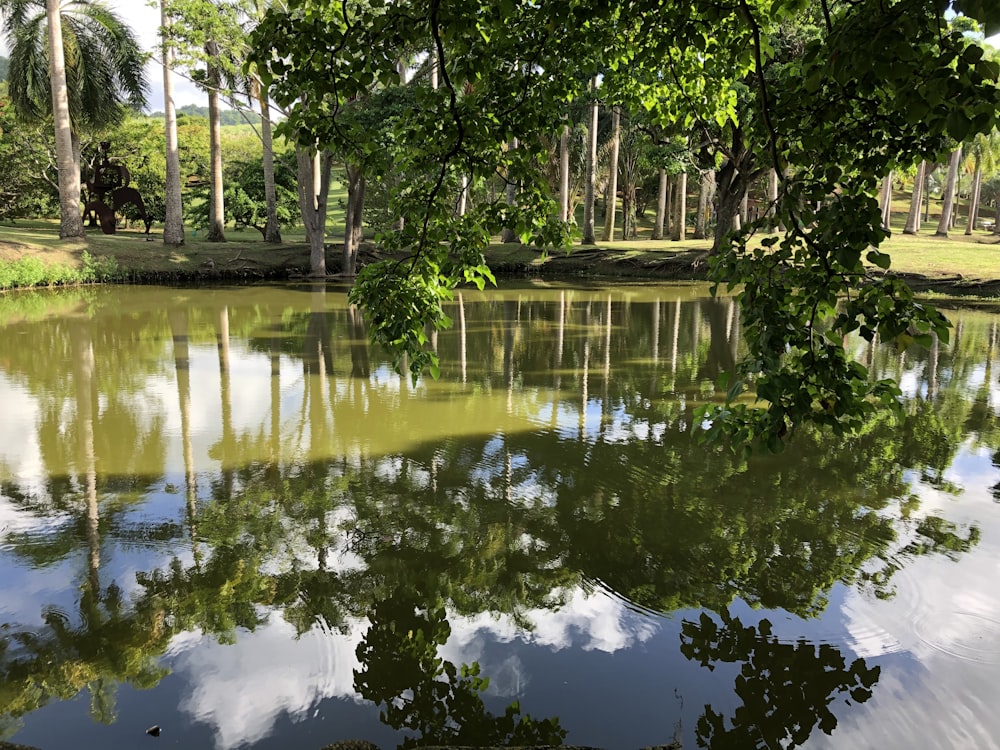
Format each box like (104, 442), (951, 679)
(2, 290), (1000, 750)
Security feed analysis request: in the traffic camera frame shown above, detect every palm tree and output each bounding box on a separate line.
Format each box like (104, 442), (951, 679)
(965, 129), (999, 235)
(935, 146), (962, 237)
(160, 0), (185, 245)
(203, 39), (227, 241)
(582, 76), (598, 244)
(3, 0), (147, 237)
(45, 0), (80, 237)
(903, 161), (925, 234)
(601, 106), (620, 241)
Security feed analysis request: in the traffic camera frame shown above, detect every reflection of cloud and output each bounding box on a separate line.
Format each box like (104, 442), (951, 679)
(168, 619), (366, 750)
(0, 559), (80, 624)
(0, 375), (44, 491)
(810, 662), (1000, 750)
(832, 445), (1000, 748)
(166, 587), (657, 750)
(445, 588), (660, 659)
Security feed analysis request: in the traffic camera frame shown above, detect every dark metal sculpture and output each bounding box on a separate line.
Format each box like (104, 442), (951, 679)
(83, 141), (154, 238)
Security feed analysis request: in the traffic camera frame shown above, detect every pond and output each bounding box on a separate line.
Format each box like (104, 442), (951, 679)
(0, 282), (998, 750)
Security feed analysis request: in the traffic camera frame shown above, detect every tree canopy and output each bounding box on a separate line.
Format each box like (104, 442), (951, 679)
(252, 0), (1000, 449)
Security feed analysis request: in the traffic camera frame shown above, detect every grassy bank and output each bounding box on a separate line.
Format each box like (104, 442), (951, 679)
(1, 217), (999, 293)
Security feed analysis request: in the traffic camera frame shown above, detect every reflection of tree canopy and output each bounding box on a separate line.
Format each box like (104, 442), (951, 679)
(0, 288), (997, 740)
(680, 613), (880, 749)
(0, 580), (170, 736)
(355, 593), (566, 749)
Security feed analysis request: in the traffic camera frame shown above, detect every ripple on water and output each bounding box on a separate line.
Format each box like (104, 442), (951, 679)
(913, 611), (1000, 664)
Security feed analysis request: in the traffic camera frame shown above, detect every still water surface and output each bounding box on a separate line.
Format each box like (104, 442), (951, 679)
(1, 282), (999, 750)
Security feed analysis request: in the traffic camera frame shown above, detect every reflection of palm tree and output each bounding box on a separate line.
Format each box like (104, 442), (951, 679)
(168, 308), (198, 554)
(0, 327), (172, 729)
(269, 319), (282, 473)
(70, 322), (99, 593)
(210, 305), (236, 498)
(458, 292), (468, 384)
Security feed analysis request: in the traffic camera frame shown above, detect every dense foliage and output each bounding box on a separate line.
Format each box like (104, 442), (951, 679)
(252, 0), (1000, 448)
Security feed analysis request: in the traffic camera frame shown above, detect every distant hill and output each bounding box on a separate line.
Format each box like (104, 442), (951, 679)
(148, 103), (262, 127)
(0, 56), (8, 83)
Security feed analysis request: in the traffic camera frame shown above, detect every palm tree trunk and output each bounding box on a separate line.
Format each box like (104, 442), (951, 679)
(582, 77), (598, 245)
(672, 170), (687, 241)
(559, 122), (570, 223)
(879, 171), (893, 230)
(456, 175), (469, 217)
(205, 42), (227, 242)
(601, 107), (620, 242)
(501, 138), (519, 243)
(903, 161), (924, 234)
(965, 160), (982, 235)
(161, 0), (185, 245)
(652, 168), (667, 240)
(767, 168), (778, 227)
(46, 0), (84, 238)
(694, 170), (713, 239)
(935, 147), (962, 237)
(256, 79), (281, 243)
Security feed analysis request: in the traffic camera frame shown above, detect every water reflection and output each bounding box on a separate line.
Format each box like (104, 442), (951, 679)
(355, 593), (566, 748)
(0, 284), (997, 749)
(680, 613), (880, 749)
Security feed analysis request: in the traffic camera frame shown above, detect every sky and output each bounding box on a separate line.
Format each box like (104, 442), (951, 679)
(107, 1), (205, 112)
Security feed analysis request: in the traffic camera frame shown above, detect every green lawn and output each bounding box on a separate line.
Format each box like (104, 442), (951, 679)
(0, 182), (998, 288)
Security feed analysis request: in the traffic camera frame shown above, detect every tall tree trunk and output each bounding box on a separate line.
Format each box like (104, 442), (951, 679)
(935, 146), (962, 237)
(767, 168), (778, 227)
(343, 162), (366, 276)
(714, 159), (747, 253)
(694, 170), (714, 239)
(296, 146), (332, 276)
(923, 164), (934, 222)
(256, 80), (281, 243)
(501, 138), (519, 243)
(601, 107), (620, 242)
(393, 58), (408, 233)
(160, 0), (184, 245)
(965, 159), (982, 235)
(903, 161), (925, 234)
(665, 178), (673, 237)
(582, 77), (598, 244)
(879, 171), (893, 230)
(672, 170), (688, 241)
(559, 122), (570, 223)
(456, 175), (469, 217)
(652, 168), (667, 240)
(46, 0), (84, 238)
(205, 41), (226, 242)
